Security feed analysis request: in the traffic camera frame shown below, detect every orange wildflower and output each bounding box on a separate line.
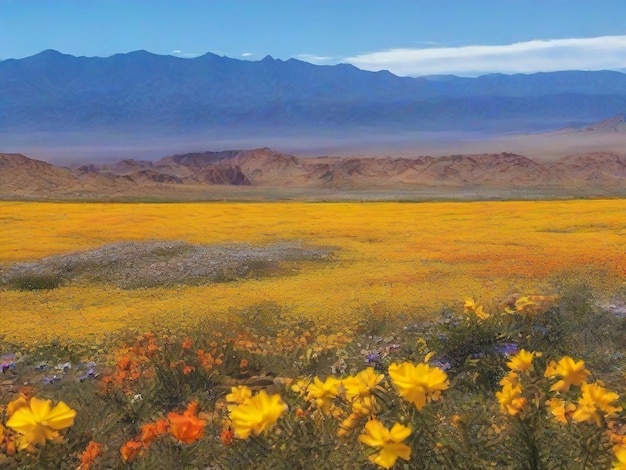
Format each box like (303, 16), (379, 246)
(120, 440), (143, 463)
(220, 427), (235, 446)
(168, 402), (206, 444)
(5, 440), (16, 456)
(141, 418), (169, 445)
(118, 355), (132, 370)
(182, 338), (192, 350)
(78, 440), (103, 470)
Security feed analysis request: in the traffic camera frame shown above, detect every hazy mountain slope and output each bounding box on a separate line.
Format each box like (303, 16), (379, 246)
(2, 50), (626, 134)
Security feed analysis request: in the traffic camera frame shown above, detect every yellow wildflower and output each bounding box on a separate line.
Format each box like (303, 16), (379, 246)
(229, 390), (286, 439)
(6, 397), (76, 450)
(463, 298), (490, 321)
(496, 383), (527, 417)
(515, 296), (535, 309)
(342, 367), (384, 402)
(305, 376), (342, 414)
(338, 412), (361, 437)
(544, 357), (590, 393)
(351, 395), (376, 416)
(226, 385), (253, 404)
(464, 298), (476, 311)
(6, 395), (29, 417)
(474, 306), (490, 321)
(226, 385), (252, 411)
(613, 444), (626, 470)
(506, 349), (541, 373)
(291, 378), (311, 396)
(388, 362), (449, 411)
(499, 371), (520, 389)
(358, 419), (412, 469)
(504, 296), (537, 314)
(572, 382), (622, 426)
(546, 397), (575, 424)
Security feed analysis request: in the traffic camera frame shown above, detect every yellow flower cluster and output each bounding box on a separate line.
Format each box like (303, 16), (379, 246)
(388, 362), (450, 411)
(543, 356), (622, 427)
(496, 353), (623, 431)
(504, 295), (559, 315)
(463, 298), (490, 321)
(544, 356), (590, 393)
(496, 374), (527, 417)
(226, 386), (286, 439)
(571, 382), (622, 426)
(506, 349), (541, 373)
(288, 361), (448, 467)
(304, 376), (343, 414)
(359, 419), (412, 469)
(496, 349), (542, 417)
(2, 200), (624, 344)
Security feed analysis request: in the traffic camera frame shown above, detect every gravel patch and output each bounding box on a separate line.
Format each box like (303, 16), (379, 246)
(0, 240), (334, 290)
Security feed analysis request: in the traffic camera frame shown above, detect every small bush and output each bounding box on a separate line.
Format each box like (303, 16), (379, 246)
(6, 272), (63, 291)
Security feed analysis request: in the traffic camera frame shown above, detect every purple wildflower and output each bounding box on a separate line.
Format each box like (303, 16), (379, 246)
(495, 343), (518, 355)
(364, 351), (381, 365)
(78, 362), (98, 382)
(0, 354), (15, 373)
(431, 359), (452, 371)
(42, 375), (61, 384)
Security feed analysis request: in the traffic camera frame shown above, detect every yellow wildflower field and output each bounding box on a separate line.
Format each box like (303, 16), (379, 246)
(1, 200), (625, 345)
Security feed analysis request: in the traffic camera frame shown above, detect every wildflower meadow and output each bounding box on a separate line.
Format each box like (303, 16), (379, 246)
(1, 200), (626, 468)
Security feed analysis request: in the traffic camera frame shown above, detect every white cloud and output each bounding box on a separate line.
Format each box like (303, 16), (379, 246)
(241, 52), (253, 57)
(170, 50), (203, 58)
(296, 54), (334, 64)
(343, 36), (626, 77)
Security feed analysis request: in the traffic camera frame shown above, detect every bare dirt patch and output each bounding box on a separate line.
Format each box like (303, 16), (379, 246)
(0, 240), (333, 290)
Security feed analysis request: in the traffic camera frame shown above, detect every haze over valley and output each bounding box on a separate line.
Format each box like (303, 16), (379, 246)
(2, 50), (626, 170)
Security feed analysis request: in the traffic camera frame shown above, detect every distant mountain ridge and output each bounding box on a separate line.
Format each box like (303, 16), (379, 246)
(2, 49), (626, 134)
(3, 148), (626, 200)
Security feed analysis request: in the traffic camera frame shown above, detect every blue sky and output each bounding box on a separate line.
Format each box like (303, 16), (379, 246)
(2, 0), (626, 76)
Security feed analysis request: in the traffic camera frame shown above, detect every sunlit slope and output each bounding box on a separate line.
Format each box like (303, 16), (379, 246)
(1, 201), (625, 344)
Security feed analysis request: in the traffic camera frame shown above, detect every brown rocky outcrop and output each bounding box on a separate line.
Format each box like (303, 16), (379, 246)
(3, 148), (626, 200)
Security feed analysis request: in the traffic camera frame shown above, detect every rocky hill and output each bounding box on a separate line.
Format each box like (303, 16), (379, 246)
(2, 149), (626, 200)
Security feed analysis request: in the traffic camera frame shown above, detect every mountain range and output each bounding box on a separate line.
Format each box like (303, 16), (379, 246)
(2, 49), (626, 136)
(3, 148), (626, 201)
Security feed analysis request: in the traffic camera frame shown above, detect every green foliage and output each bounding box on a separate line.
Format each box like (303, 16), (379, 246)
(5, 272), (63, 291)
(2, 280), (626, 469)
